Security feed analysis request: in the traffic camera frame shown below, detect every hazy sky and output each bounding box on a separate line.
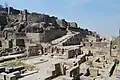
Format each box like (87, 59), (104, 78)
(1, 0), (120, 36)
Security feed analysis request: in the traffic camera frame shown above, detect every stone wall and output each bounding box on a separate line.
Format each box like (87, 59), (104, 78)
(27, 44), (39, 56)
(66, 66), (80, 80)
(42, 29), (67, 42)
(84, 42), (107, 48)
(62, 33), (82, 46)
(1, 39), (9, 48)
(27, 28), (67, 43)
(26, 33), (41, 44)
(0, 14), (7, 30)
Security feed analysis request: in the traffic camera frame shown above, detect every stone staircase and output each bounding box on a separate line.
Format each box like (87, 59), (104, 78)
(51, 31), (79, 46)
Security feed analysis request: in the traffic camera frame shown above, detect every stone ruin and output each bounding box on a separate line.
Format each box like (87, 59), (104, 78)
(0, 6), (117, 80)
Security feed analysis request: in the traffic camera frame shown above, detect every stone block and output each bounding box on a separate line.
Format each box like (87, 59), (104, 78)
(99, 55), (105, 61)
(87, 56), (94, 61)
(20, 69), (27, 74)
(6, 74), (16, 80)
(55, 63), (62, 76)
(86, 61), (93, 67)
(99, 69), (105, 75)
(0, 72), (7, 80)
(27, 44), (39, 56)
(93, 62), (104, 69)
(89, 67), (99, 77)
(5, 67), (13, 74)
(100, 60), (107, 65)
(56, 19), (67, 28)
(69, 22), (77, 28)
(6, 66), (24, 74)
(10, 71), (20, 78)
(111, 52), (117, 57)
(67, 50), (75, 58)
(66, 66), (79, 79)
(14, 66), (24, 72)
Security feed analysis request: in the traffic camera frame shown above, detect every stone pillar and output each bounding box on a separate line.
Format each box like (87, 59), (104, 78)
(23, 9), (28, 22)
(60, 63), (66, 75)
(13, 39), (17, 49)
(23, 9), (28, 26)
(8, 6), (10, 15)
(55, 63), (62, 76)
(19, 11), (23, 22)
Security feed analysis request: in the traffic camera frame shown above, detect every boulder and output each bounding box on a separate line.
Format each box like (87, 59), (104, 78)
(68, 22), (78, 28)
(56, 19), (67, 29)
(25, 23), (44, 33)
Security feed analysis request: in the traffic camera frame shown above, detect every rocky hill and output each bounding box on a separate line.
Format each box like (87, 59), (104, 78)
(0, 6), (100, 43)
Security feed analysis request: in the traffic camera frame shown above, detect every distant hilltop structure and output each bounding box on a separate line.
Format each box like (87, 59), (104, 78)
(0, 5), (6, 12)
(0, 3), (20, 14)
(0, 3), (101, 44)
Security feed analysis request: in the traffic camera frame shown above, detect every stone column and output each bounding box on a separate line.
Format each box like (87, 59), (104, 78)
(7, 6), (10, 15)
(23, 9), (28, 26)
(19, 11), (23, 22)
(23, 9), (27, 22)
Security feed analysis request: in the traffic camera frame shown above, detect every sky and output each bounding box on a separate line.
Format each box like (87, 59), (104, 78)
(1, 0), (120, 36)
